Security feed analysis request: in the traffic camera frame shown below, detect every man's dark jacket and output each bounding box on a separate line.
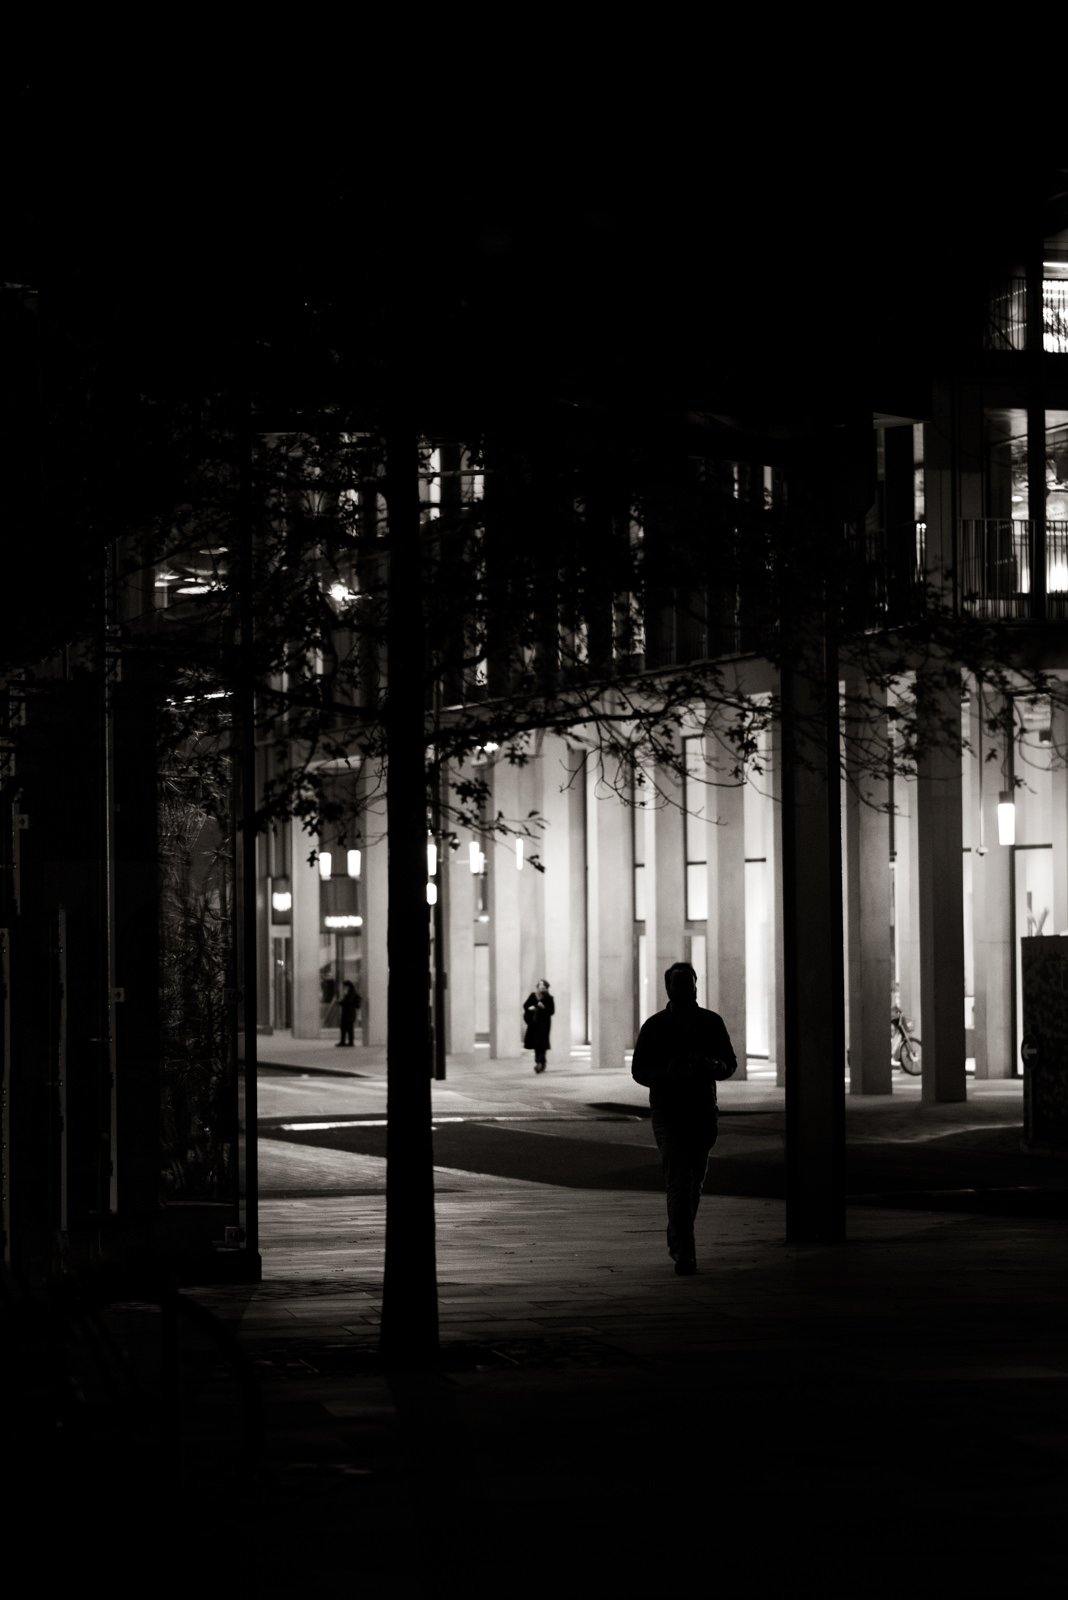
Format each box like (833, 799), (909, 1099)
(631, 1002), (737, 1114)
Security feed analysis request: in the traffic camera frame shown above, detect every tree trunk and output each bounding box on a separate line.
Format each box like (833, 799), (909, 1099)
(379, 425), (439, 1363)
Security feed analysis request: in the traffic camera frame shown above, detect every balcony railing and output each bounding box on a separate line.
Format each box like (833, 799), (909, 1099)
(984, 277), (1068, 353)
(958, 518), (1068, 619)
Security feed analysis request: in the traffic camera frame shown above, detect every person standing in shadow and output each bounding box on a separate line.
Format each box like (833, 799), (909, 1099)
(522, 979), (555, 1073)
(630, 962), (737, 1275)
(337, 980), (360, 1047)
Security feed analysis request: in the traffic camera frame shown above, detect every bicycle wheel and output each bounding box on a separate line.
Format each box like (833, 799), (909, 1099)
(899, 1036), (922, 1074)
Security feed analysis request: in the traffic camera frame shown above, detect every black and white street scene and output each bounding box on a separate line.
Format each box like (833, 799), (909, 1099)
(3, 50), (1067, 1596)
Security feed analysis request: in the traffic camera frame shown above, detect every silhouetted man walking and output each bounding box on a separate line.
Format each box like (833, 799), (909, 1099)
(631, 962), (737, 1275)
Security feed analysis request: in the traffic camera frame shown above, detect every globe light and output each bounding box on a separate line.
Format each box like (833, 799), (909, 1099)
(426, 881), (438, 905)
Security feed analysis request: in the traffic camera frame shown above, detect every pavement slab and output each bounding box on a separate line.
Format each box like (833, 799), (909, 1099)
(13, 1037), (1066, 1594)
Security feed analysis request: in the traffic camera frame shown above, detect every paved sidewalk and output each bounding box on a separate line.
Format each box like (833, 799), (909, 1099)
(186, 1035), (1067, 1595)
(33, 1037), (1068, 1595)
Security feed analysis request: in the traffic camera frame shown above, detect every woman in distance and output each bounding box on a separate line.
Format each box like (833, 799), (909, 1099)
(522, 979), (555, 1073)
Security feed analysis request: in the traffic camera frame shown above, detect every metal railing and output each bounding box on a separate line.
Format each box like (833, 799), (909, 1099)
(958, 518), (1068, 619)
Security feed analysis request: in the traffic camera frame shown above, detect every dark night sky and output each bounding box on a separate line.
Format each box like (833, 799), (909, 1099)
(5, 47), (1063, 427)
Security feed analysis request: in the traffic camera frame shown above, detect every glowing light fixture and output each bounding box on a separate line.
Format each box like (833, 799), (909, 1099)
(469, 841), (484, 874)
(426, 881), (438, 905)
(997, 791), (1016, 846)
(271, 888), (292, 914)
(347, 849), (361, 879)
(427, 841), (438, 877)
(515, 837), (524, 870)
(318, 851), (333, 880)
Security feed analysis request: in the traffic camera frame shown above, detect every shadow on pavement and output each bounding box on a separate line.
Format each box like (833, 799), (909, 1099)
(261, 1103), (1068, 1215)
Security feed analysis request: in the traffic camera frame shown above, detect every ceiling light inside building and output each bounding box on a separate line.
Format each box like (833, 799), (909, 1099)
(997, 791), (1016, 846)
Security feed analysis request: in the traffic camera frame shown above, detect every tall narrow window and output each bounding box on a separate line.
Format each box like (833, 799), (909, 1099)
(683, 735), (708, 922)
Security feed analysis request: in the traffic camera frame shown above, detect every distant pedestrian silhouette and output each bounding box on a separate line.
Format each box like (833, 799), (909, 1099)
(337, 980), (359, 1047)
(631, 962), (737, 1275)
(522, 979), (555, 1073)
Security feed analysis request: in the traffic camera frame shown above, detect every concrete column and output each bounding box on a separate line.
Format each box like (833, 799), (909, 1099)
(540, 734), (574, 1053)
(638, 789), (656, 1028)
(587, 756), (633, 1070)
(916, 668), (968, 1103)
(964, 686), (986, 1077)
(768, 715), (786, 1088)
(844, 682), (893, 1094)
(489, 758), (523, 1059)
(891, 696), (922, 1074)
(569, 752), (588, 1044)
(518, 757), (544, 997)
(290, 823), (322, 1039)
(975, 694), (1014, 1076)
(651, 761), (685, 999)
(706, 744), (746, 1075)
(362, 811), (389, 1047)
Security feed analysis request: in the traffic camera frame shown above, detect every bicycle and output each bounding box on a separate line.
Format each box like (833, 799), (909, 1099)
(891, 1004), (922, 1074)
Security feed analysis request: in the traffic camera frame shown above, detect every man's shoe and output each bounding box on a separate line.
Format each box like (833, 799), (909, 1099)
(674, 1256), (697, 1276)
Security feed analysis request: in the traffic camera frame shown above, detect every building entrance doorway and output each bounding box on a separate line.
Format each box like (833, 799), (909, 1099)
(319, 930), (363, 1038)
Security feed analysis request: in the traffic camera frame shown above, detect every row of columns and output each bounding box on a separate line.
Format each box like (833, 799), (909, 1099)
(274, 694), (1031, 1095)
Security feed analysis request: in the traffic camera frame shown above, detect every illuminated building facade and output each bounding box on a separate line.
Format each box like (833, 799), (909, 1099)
(259, 204), (1068, 1100)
